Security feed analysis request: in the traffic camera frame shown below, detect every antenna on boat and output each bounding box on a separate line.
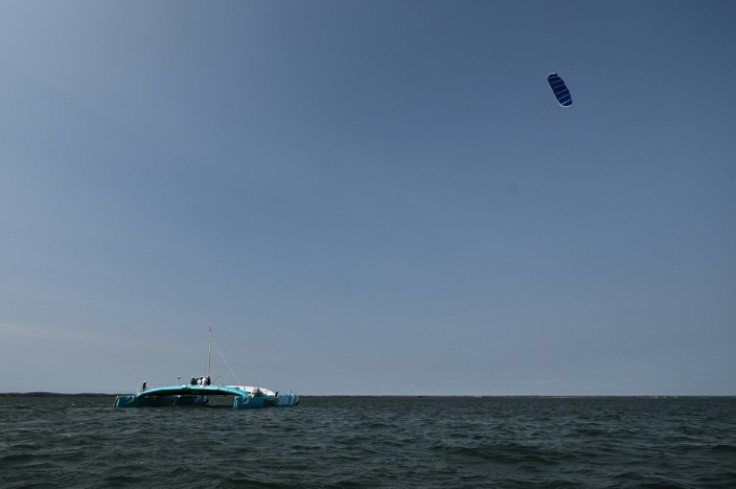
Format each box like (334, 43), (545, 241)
(206, 326), (212, 378)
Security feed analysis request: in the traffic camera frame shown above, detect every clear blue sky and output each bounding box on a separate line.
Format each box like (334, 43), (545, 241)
(1, 1), (734, 395)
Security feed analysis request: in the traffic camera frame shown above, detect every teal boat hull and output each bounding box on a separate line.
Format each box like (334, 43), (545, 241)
(233, 393), (299, 409)
(113, 384), (299, 410)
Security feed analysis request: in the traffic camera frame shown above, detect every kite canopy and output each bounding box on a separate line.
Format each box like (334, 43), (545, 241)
(547, 73), (572, 107)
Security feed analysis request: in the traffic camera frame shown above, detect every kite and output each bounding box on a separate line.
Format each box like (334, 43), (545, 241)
(547, 73), (572, 107)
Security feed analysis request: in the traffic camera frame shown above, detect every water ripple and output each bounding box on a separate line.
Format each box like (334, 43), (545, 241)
(1, 396), (734, 488)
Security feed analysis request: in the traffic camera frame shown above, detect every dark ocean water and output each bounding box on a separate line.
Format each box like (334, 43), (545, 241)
(1, 396), (735, 488)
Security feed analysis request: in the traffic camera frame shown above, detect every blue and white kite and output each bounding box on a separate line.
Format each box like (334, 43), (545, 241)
(547, 73), (572, 107)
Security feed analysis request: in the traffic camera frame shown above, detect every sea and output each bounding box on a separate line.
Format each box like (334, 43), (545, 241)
(1, 396), (735, 489)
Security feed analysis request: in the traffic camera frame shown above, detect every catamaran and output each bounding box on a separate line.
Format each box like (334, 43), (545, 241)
(113, 329), (299, 410)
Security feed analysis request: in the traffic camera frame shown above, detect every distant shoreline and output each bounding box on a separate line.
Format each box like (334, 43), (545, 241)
(0, 392), (114, 397)
(1, 392), (733, 398)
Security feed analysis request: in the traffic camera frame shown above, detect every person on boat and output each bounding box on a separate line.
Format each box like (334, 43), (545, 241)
(141, 381), (147, 392)
(206, 376), (211, 385)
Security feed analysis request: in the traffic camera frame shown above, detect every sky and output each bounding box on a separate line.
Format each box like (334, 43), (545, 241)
(1, 0), (734, 395)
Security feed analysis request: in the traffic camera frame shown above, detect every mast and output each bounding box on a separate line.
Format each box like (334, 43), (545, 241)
(206, 326), (212, 378)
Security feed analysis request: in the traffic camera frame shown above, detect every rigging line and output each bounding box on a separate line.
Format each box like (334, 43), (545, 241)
(212, 338), (241, 385)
